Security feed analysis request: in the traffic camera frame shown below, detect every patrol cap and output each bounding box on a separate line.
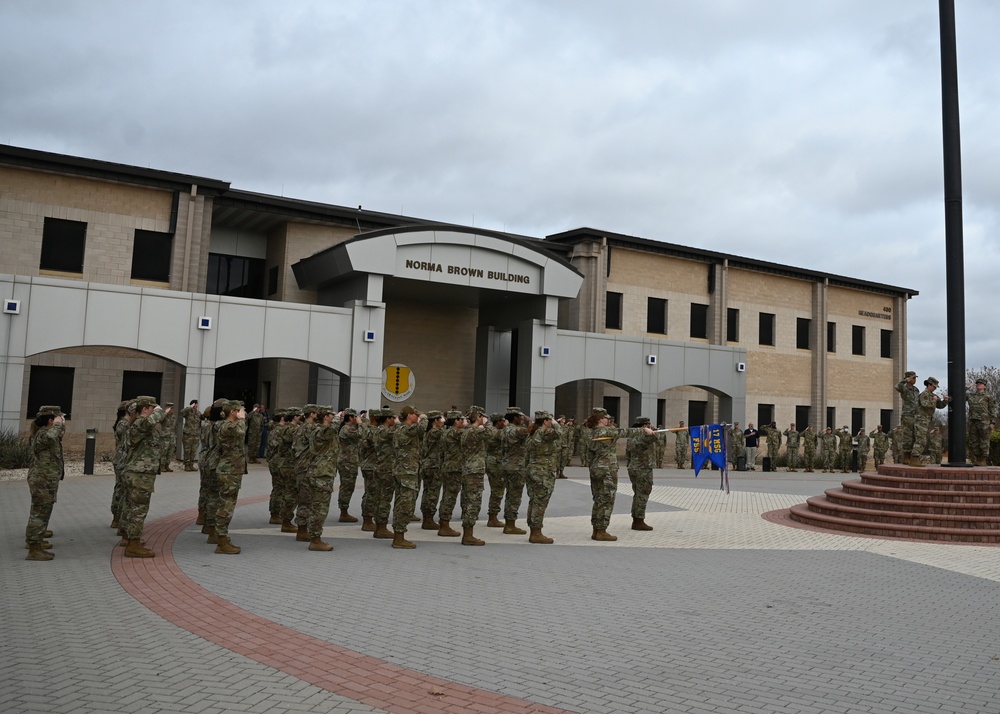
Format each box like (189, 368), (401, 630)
(400, 405), (418, 418)
(342, 408), (358, 418)
(904, 370), (917, 378)
(212, 398), (227, 409)
(467, 405), (485, 418)
(273, 408), (287, 418)
(223, 400), (244, 412)
(426, 410), (443, 420)
(591, 407), (609, 418)
(134, 396), (158, 409)
(534, 410), (552, 421)
(117, 400), (132, 411)
(316, 405), (335, 417)
(381, 408), (396, 419)
(36, 405), (63, 418)
(976, 378), (988, 386)
(490, 412), (506, 423)
(926, 376), (940, 386)
(302, 404), (320, 414)
(284, 407), (302, 417)
(165, 402), (175, 408)
(445, 410), (464, 420)
(634, 416), (651, 426)
(506, 406), (522, 415)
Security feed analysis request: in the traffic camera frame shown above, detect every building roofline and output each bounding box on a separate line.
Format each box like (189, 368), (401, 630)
(546, 227), (919, 297)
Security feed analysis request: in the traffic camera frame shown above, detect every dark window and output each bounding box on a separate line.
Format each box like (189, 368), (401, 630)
(40, 217), (86, 273)
(121, 371), (163, 403)
(647, 297), (667, 334)
(26, 366), (74, 419)
(759, 312), (775, 346)
(605, 292), (623, 330)
(727, 308), (739, 343)
(602, 396), (620, 423)
(268, 265), (279, 296)
(207, 253), (265, 299)
(827, 322), (836, 353)
(131, 229), (172, 282)
(656, 398), (666, 428)
(852, 325), (866, 355)
(757, 403), (774, 428)
(690, 303), (708, 339)
(881, 329), (892, 359)
(796, 317), (811, 350)
(826, 406), (836, 430)
(795, 405), (811, 430)
(688, 400), (707, 427)
(851, 408), (865, 436)
(880, 409), (893, 432)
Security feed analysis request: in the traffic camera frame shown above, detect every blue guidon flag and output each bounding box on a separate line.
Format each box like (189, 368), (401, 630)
(690, 423), (730, 494)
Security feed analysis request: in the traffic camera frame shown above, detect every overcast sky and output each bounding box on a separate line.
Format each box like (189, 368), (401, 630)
(2, 1), (997, 390)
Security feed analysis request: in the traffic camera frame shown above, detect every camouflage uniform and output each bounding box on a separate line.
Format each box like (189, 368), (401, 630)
(501, 414), (529, 522)
(419, 415), (445, 520)
(765, 425), (781, 467)
(306, 410), (339, 538)
(358, 415), (377, 522)
(557, 418), (573, 477)
(783, 427), (800, 471)
(25, 408), (65, 549)
(654, 430), (666, 468)
(391, 415), (423, 533)
(437, 418), (464, 525)
(459, 418), (489, 529)
(337, 412), (362, 515)
(928, 428), (943, 464)
(912, 383), (947, 460)
(122, 399), (167, 540)
(835, 427), (853, 473)
(213, 406), (247, 538)
(587, 418), (647, 533)
(967, 383), (996, 465)
(484, 414), (506, 521)
(577, 425), (592, 467)
(856, 431), (871, 472)
(895, 374), (920, 458)
(111, 405), (131, 524)
(870, 427), (889, 468)
(198, 411), (218, 528)
(370, 414), (397, 527)
(674, 427), (689, 468)
(729, 426), (745, 467)
(626, 423), (657, 521)
(275, 411), (299, 524)
(890, 426), (903, 464)
(293, 409), (320, 530)
(159, 406), (176, 472)
(247, 408), (264, 463)
(265, 411), (284, 519)
(525, 416), (561, 530)
(801, 427), (817, 472)
(181, 403), (201, 470)
(820, 429), (837, 472)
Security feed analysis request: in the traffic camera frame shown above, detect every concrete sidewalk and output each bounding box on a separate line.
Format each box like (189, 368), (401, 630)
(3, 464), (1000, 714)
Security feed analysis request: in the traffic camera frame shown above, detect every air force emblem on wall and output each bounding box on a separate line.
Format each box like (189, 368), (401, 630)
(381, 364), (416, 402)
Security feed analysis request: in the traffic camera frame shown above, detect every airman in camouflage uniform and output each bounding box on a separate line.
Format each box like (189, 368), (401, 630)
(928, 427), (943, 465)
(525, 410), (561, 543)
(556, 416), (572, 478)
(197, 402), (220, 531)
(159, 402), (177, 472)
(336, 408), (362, 522)
(835, 426), (853, 473)
(275, 408), (301, 532)
(626, 417), (657, 531)
(436, 411), (466, 537)
(389, 406), (424, 548)
(856, 428), (871, 472)
(265, 409), (285, 523)
(484, 412), (507, 527)
(784, 424), (800, 471)
(820, 427), (837, 473)
(500, 407), (529, 534)
(729, 422), (745, 468)
(181, 400), (201, 471)
(911, 377), (949, 466)
(122, 397), (168, 557)
(765, 423), (781, 469)
(895, 370), (920, 463)
(358, 410), (377, 530)
(110, 400), (132, 529)
(459, 405), (489, 545)
(870, 425), (889, 469)
(967, 378), (995, 465)
(890, 426), (903, 464)
(212, 400), (247, 554)
(801, 425), (817, 472)
(654, 428), (666, 468)
(24, 405), (65, 561)
(293, 405), (321, 541)
(370, 408), (397, 539)
(418, 411), (445, 529)
(247, 404), (264, 464)
(584, 407), (655, 541)
(304, 406), (339, 551)
(674, 421), (690, 469)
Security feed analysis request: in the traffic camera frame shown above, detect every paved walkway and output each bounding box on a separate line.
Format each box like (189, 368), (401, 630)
(4, 464), (1000, 713)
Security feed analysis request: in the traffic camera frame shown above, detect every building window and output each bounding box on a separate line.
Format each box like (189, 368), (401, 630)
(826, 407), (836, 430)
(602, 396), (620, 423)
(207, 253), (265, 299)
(647, 297), (667, 334)
(26, 366), (74, 419)
(727, 308), (739, 343)
(827, 322), (836, 353)
(688, 400), (707, 426)
(131, 230), (172, 283)
(880, 409), (893, 432)
(757, 403), (774, 428)
(268, 265), (279, 297)
(656, 398), (666, 428)
(795, 405), (811, 430)
(852, 325), (866, 355)
(796, 318), (811, 350)
(690, 303), (708, 339)
(881, 329), (892, 359)
(121, 371), (163, 403)
(759, 312), (775, 346)
(605, 292), (623, 330)
(851, 408), (865, 436)
(40, 217), (86, 273)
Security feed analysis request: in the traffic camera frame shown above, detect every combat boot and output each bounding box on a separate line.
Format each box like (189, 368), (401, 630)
(268, 514), (282, 525)
(373, 522), (393, 539)
(631, 518), (653, 531)
(214, 536), (241, 554)
(206, 527), (219, 544)
(339, 508), (359, 523)
(503, 519), (526, 535)
(461, 527), (485, 546)
(124, 539), (155, 558)
(437, 520), (460, 537)
(195, 510), (205, 526)
(280, 520), (297, 533)
(295, 526), (311, 541)
(421, 513), (439, 530)
(391, 532), (416, 549)
(24, 540), (53, 550)
(184, 464), (196, 472)
(529, 528), (553, 544)
(591, 529), (618, 542)
(909, 457), (925, 468)
(361, 515), (376, 532)
(26, 544), (54, 561)
(486, 514), (504, 528)
(110, 517), (120, 529)
(308, 537), (334, 551)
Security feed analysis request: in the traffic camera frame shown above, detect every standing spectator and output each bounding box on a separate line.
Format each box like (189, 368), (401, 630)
(801, 425), (817, 472)
(784, 424), (800, 472)
(674, 421), (689, 469)
(967, 379), (995, 466)
(870, 425), (889, 469)
(856, 428), (871, 472)
(744, 423), (760, 470)
(181, 400), (201, 471)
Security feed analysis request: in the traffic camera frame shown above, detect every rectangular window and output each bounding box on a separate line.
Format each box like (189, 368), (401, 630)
(40, 217), (86, 273)
(881, 329), (892, 359)
(758, 312), (775, 346)
(795, 405), (811, 430)
(851, 408), (865, 437)
(826, 406), (836, 430)
(605, 292), (623, 330)
(827, 322), (836, 353)
(727, 308), (739, 343)
(268, 265), (279, 296)
(880, 409), (893, 432)
(796, 317), (811, 350)
(602, 396), (621, 423)
(656, 398), (666, 429)
(131, 229), (173, 283)
(757, 403), (774, 429)
(26, 366), (74, 419)
(852, 325), (866, 355)
(121, 371), (163, 403)
(688, 400), (707, 427)
(647, 297), (667, 334)
(690, 303), (708, 339)
(207, 253), (265, 299)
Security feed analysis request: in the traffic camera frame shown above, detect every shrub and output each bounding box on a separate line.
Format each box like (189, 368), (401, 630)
(0, 428), (32, 469)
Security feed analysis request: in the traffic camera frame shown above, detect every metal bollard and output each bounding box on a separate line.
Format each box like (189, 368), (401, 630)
(84, 428), (98, 475)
